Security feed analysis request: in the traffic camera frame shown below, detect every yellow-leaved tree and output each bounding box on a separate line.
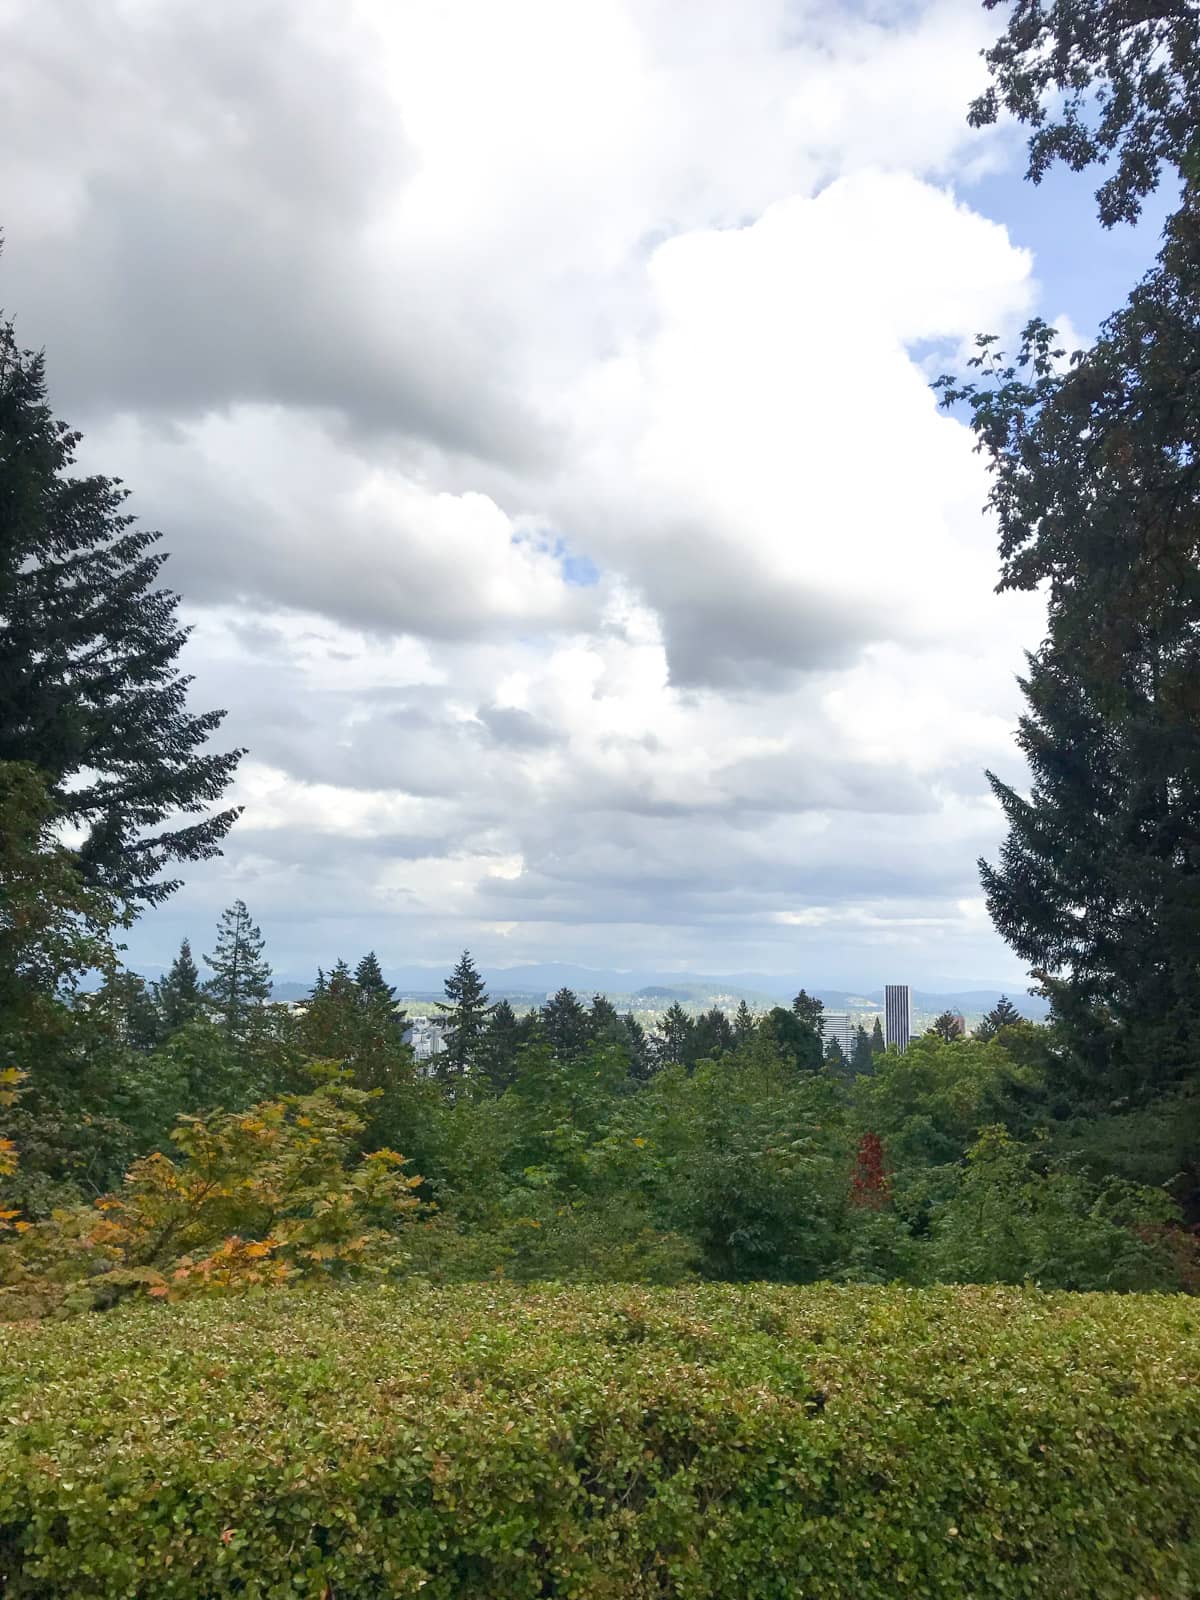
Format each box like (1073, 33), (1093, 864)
(0, 1073), (424, 1318)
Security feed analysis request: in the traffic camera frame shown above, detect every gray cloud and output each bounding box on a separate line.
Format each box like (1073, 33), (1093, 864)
(0, 0), (544, 464)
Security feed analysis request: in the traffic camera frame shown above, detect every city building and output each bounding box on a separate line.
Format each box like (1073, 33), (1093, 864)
(884, 984), (912, 1052)
(822, 1011), (855, 1061)
(403, 1014), (444, 1065)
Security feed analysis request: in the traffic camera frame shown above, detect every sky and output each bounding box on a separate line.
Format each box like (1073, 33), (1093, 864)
(0, 0), (1170, 990)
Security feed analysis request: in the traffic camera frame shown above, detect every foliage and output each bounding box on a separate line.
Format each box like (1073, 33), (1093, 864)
(926, 1126), (1183, 1292)
(0, 1079), (422, 1318)
(435, 950), (491, 1092)
(0, 763), (124, 1023)
(204, 899), (272, 1042)
(0, 311), (241, 906)
(973, 994), (1023, 1042)
(940, 229), (1200, 1099)
(0, 1282), (1197, 1597)
(970, 0), (1200, 226)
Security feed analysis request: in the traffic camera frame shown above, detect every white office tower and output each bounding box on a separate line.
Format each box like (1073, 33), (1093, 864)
(822, 1012), (855, 1060)
(884, 985), (912, 1052)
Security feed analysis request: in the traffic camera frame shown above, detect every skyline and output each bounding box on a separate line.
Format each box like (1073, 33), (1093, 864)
(0, 0), (1171, 986)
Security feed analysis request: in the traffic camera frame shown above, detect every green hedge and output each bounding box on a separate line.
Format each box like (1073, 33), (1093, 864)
(1, 1283), (1198, 1597)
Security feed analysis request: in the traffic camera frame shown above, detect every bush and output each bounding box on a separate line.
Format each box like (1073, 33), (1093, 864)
(1, 1282), (1197, 1597)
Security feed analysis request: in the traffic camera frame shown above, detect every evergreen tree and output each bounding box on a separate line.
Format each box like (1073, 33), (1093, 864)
(763, 1006), (823, 1073)
(623, 1012), (652, 1081)
(928, 1011), (965, 1043)
(851, 1024), (875, 1074)
(773, 989), (823, 1072)
(823, 1036), (848, 1075)
(293, 957), (413, 1095)
(155, 937), (203, 1034)
(870, 1018), (886, 1056)
(435, 950), (491, 1091)
(541, 986), (590, 1062)
(203, 900), (272, 1039)
(942, 246), (1200, 1094)
(974, 995), (1023, 1043)
(353, 951), (395, 1009)
(732, 999), (757, 1044)
(0, 303), (242, 906)
(309, 968), (328, 1000)
(652, 1002), (695, 1070)
(946, 0), (1200, 1100)
(88, 969), (162, 1052)
(693, 1006), (735, 1060)
(479, 998), (522, 1094)
(587, 993), (621, 1040)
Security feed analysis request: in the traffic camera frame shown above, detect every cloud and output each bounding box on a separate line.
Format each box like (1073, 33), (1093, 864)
(0, 0), (1050, 985)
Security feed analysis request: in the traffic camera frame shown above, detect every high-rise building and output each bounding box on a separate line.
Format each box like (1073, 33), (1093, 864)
(822, 1011), (855, 1061)
(884, 984), (912, 1052)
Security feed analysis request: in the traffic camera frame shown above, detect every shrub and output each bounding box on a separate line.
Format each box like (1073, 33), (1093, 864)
(0, 1078), (422, 1317)
(0, 1282), (1197, 1597)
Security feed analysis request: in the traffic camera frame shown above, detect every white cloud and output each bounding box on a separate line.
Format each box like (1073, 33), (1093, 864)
(0, 0), (1053, 984)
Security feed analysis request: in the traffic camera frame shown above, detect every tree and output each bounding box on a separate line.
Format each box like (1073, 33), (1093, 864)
(824, 1036), (849, 1076)
(941, 258), (1200, 1095)
(0, 762), (120, 1024)
(622, 1013), (652, 1081)
(204, 900), (272, 1040)
(974, 995), (1023, 1043)
(435, 951), (491, 1091)
(928, 1011), (965, 1043)
(791, 989), (825, 1072)
(969, 0), (1200, 228)
(732, 1000), (757, 1044)
(851, 1025), (875, 1074)
(353, 952), (395, 1010)
(292, 960), (413, 1097)
(478, 999), (522, 1094)
(155, 938), (203, 1035)
(693, 1006), (735, 1060)
(587, 994), (621, 1040)
(0, 306), (242, 907)
(541, 987), (590, 1062)
(870, 1018), (885, 1057)
(651, 1003), (695, 1070)
(87, 970), (162, 1052)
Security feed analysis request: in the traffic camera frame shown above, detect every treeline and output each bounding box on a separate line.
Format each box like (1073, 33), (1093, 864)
(3, 850), (1197, 1315)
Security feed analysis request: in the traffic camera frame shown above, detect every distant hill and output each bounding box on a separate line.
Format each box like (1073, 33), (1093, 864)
(260, 967), (1047, 1021)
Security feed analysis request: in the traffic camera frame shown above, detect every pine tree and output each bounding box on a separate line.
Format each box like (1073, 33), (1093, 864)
(823, 1036), (848, 1075)
(293, 956), (412, 1094)
(927, 1011), (965, 1043)
(693, 1006), (735, 1060)
(787, 989), (825, 1072)
(479, 999), (522, 1094)
(974, 995), (1023, 1042)
(623, 1012), (652, 1081)
(946, 1), (1200, 1098)
(651, 1002), (695, 1070)
(870, 1018), (885, 1056)
(435, 950), (491, 1090)
(89, 969), (162, 1051)
(732, 999), (757, 1044)
(587, 993), (621, 1040)
(203, 900), (271, 1039)
(851, 1024), (874, 1074)
(155, 937), (203, 1034)
(0, 304), (242, 906)
(541, 987), (590, 1062)
(353, 951), (395, 1009)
